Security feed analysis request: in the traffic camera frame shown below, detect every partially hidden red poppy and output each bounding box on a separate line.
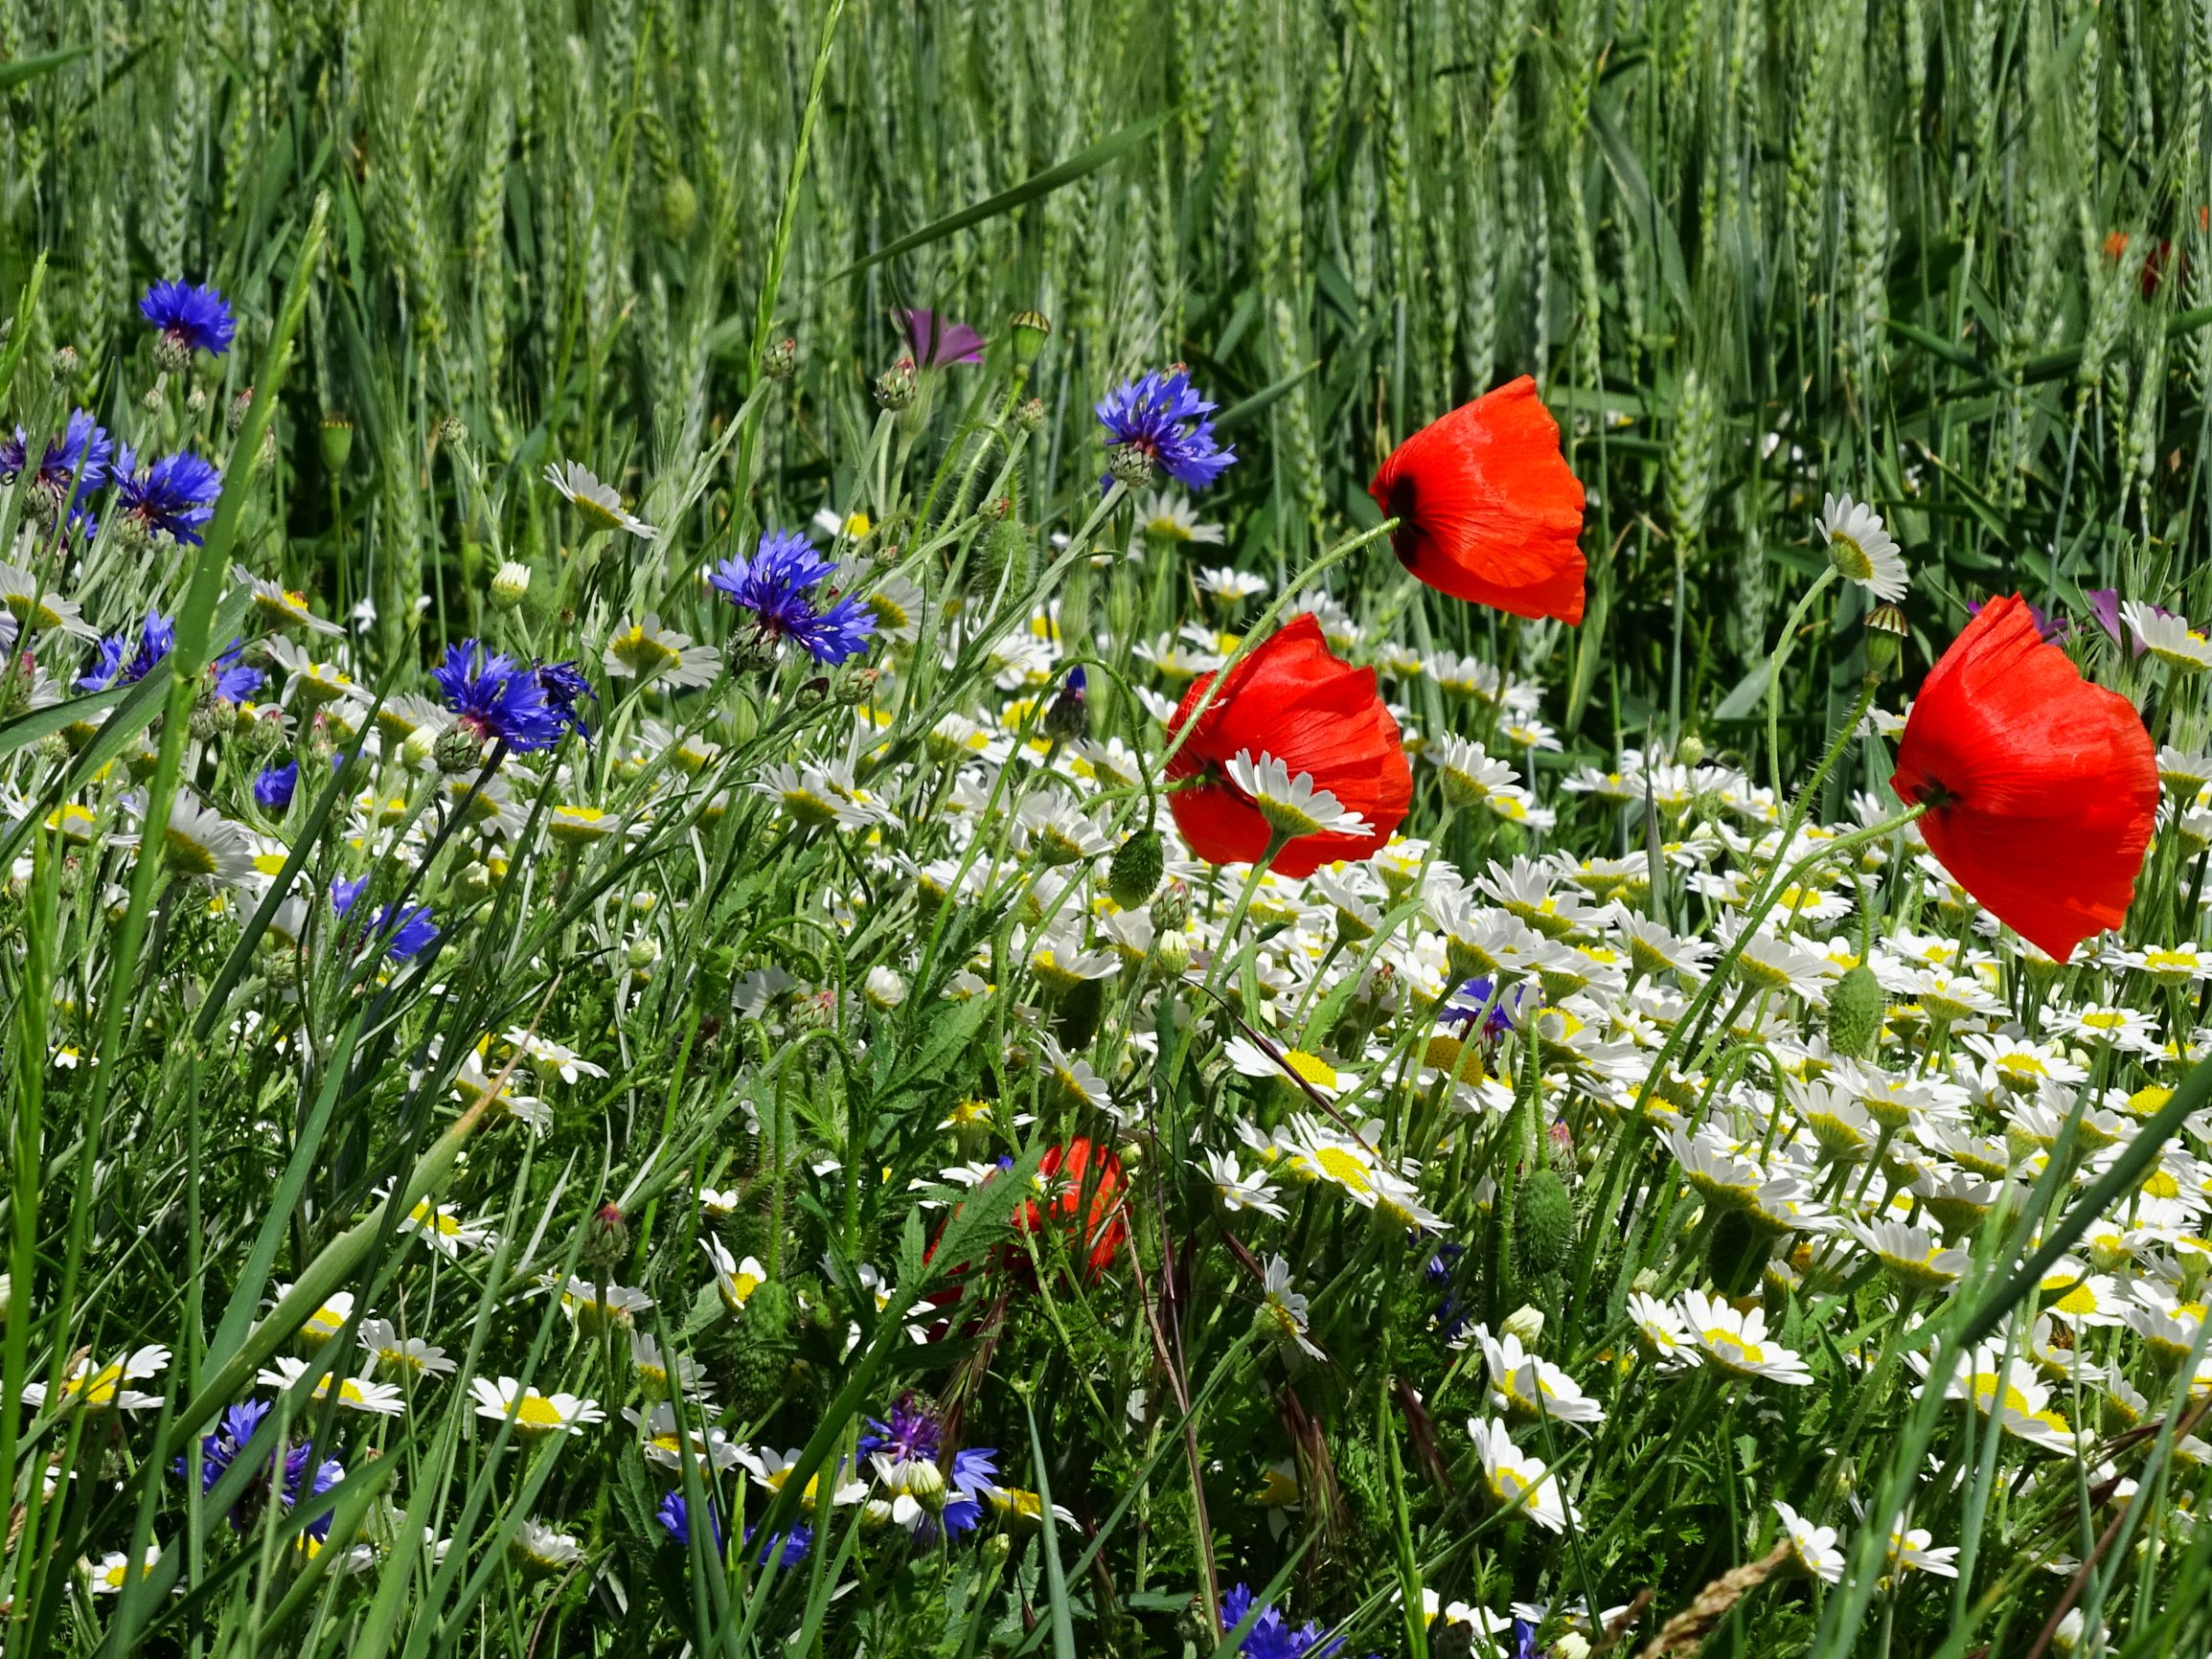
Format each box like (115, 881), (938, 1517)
(1011, 1138), (1128, 1283)
(1367, 375), (1587, 625)
(1890, 594), (2158, 962)
(1165, 613), (1412, 880)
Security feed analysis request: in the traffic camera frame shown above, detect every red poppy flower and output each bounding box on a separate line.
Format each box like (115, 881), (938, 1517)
(1890, 594), (2158, 962)
(1011, 1138), (1128, 1283)
(1367, 375), (1587, 625)
(1165, 613), (1412, 880)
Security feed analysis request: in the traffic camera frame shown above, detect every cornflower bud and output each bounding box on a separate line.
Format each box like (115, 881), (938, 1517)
(873, 355), (918, 411)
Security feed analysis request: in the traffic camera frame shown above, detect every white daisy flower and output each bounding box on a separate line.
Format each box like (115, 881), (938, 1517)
(1676, 1289), (1813, 1385)
(1259, 1255), (1326, 1361)
(1817, 491), (1906, 601)
(1225, 750), (1371, 840)
(1773, 1500), (1845, 1582)
(604, 614), (722, 688)
(467, 1375), (605, 1437)
(2120, 601), (2212, 671)
(256, 1354), (406, 1416)
(1467, 1416), (1576, 1533)
(543, 459), (656, 540)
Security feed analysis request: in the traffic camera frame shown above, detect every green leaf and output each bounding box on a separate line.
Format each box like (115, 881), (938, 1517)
(1028, 1402), (1080, 1659)
(0, 45), (92, 90)
(825, 108), (1180, 282)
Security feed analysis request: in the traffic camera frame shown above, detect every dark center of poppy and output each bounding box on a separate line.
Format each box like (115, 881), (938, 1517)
(1382, 476), (1421, 571)
(1910, 776), (1962, 811)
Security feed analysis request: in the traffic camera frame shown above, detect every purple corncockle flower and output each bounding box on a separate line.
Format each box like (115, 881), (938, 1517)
(140, 280), (238, 356)
(431, 639), (576, 752)
(1967, 593), (2065, 644)
(2085, 587), (2155, 657)
(901, 309), (987, 368)
(77, 613), (176, 693)
(1096, 369), (1237, 493)
(711, 530), (877, 667)
(331, 875), (439, 961)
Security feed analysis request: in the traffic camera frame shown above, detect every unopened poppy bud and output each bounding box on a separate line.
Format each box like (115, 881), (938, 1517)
(321, 412), (353, 470)
(1108, 829), (1165, 909)
(762, 336), (797, 380)
(874, 355), (918, 411)
(979, 494), (1013, 524)
(1865, 602), (1908, 677)
(1826, 964), (1885, 1057)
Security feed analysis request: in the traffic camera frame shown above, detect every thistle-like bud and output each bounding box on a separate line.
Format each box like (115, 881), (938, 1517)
(142, 385), (167, 415)
(1015, 397), (1046, 431)
(873, 355), (918, 411)
(491, 560), (532, 609)
(1010, 308), (1051, 366)
(227, 386), (254, 434)
(188, 696), (228, 742)
(1150, 877), (1192, 935)
(1106, 443), (1156, 489)
(979, 494), (1013, 524)
(186, 387), (209, 416)
(584, 1202), (629, 1272)
(437, 414), (468, 447)
(51, 345), (80, 380)
(762, 336), (798, 380)
(1109, 829), (1165, 909)
(153, 331), (194, 375)
(1865, 603), (1909, 678)
(320, 412), (353, 470)
(434, 720), (487, 775)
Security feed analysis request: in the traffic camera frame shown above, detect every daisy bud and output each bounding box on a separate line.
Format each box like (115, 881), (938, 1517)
(1676, 733), (1705, 766)
(873, 355), (918, 411)
(490, 560), (532, 609)
(320, 412), (353, 470)
(627, 936), (660, 976)
(1150, 928), (1192, 978)
(762, 336), (797, 381)
(1500, 1304), (1546, 1347)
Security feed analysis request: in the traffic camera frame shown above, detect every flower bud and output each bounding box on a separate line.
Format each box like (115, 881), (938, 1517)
(142, 385), (167, 415)
(1501, 1303), (1546, 1347)
(1676, 733), (1705, 767)
(1826, 964), (1885, 1057)
(1150, 877), (1192, 935)
(1109, 829), (1165, 909)
(153, 331), (193, 375)
(51, 345), (80, 380)
(627, 935), (661, 974)
(873, 355), (918, 411)
(437, 414), (468, 447)
(584, 1202), (629, 1271)
(491, 560), (532, 609)
(762, 336), (797, 380)
(1009, 308), (1051, 366)
(979, 494), (1013, 524)
(434, 720), (488, 775)
(1042, 667), (1088, 740)
(1015, 397), (1046, 431)
(228, 387), (255, 434)
(1106, 443), (1156, 489)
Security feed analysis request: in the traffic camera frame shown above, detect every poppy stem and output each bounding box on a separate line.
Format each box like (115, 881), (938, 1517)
(1159, 517), (1400, 773)
(1765, 566), (1839, 797)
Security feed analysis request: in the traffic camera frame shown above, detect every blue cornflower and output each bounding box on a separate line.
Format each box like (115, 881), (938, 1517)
(1095, 369), (1236, 493)
(937, 1445), (999, 1540)
(431, 639), (573, 752)
(140, 280), (238, 356)
(331, 875), (439, 961)
(710, 530), (876, 667)
(1220, 1584), (1343, 1659)
(656, 1491), (726, 1549)
(532, 658), (596, 742)
(113, 447), (222, 545)
(1, 409), (115, 511)
(1444, 976), (1527, 1043)
(182, 1398), (344, 1539)
(255, 761), (300, 812)
(1513, 1618), (1539, 1659)
(745, 1522), (813, 1568)
(76, 613), (175, 693)
(211, 640), (264, 703)
(859, 1394), (944, 1463)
